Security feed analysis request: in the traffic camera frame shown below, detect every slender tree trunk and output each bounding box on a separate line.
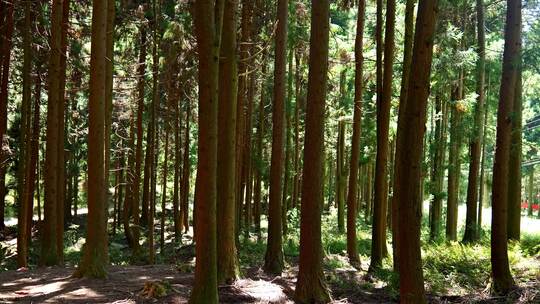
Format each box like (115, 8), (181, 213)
(429, 96), (448, 241)
(17, 0), (33, 268)
(104, 0), (115, 215)
(294, 0), (332, 302)
(0, 0), (14, 232)
(463, 0), (486, 243)
(190, 0), (223, 301)
(253, 52), (267, 237)
(394, 1), (438, 302)
(133, 25), (147, 242)
(507, 65), (522, 241)
(74, 0), (109, 278)
(160, 128), (169, 254)
(41, 0), (64, 266)
(181, 101), (191, 233)
(446, 83), (463, 242)
(336, 121), (346, 234)
(491, 0), (520, 295)
(477, 105), (489, 236)
(371, 0), (396, 270)
(346, 0), (366, 270)
(264, 0), (288, 276)
(217, 0), (240, 284)
(527, 167), (534, 216)
(392, 0), (416, 266)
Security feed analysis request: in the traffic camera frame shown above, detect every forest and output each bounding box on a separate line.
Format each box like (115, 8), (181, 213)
(0, 0), (539, 303)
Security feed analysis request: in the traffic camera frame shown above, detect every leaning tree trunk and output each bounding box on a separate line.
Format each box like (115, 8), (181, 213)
(294, 0), (332, 302)
(394, 0), (439, 302)
(74, 0), (109, 278)
(491, 0), (520, 295)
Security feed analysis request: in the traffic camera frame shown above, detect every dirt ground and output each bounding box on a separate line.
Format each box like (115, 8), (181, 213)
(0, 263), (538, 303)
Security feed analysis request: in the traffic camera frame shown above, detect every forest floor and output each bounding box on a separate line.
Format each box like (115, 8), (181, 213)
(0, 206), (539, 303)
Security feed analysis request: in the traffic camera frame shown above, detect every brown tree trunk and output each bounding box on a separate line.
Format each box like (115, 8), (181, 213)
(463, 0), (486, 243)
(0, 0), (14, 231)
(527, 167), (534, 216)
(507, 65), (522, 241)
(17, 0), (33, 268)
(371, 0), (395, 270)
(392, 0), (416, 265)
(336, 121), (346, 234)
(41, 0), (64, 266)
(74, 0), (109, 278)
(393, 0), (439, 302)
(190, 0), (223, 301)
(217, 0), (240, 284)
(294, 0), (332, 302)
(446, 82), (463, 242)
(490, 0), (520, 295)
(264, 0), (287, 276)
(160, 128), (169, 255)
(429, 96), (448, 241)
(104, 0), (115, 215)
(346, 0), (366, 270)
(253, 52), (267, 238)
(181, 100), (191, 233)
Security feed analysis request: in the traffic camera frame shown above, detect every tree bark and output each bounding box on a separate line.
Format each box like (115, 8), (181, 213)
(264, 0), (288, 276)
(346, 0), (366, 270)
(463, 0), (486, 243)
(393, 0), (439, 302)
(507, 64), (522, 241)
(217, 0), (240, 284)
(74, 0), (109, 278)
(190, 0), (223, 301)
(490, 0), (520, 295)
(294, 0), (332, 302)
(371, 0), (395, 270)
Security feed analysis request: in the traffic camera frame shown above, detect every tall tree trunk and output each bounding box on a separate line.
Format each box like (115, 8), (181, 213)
(181, 100), (191, 233)
(253, 52), (267, 237)
(41, 0), (64, 266)
(0, 0), (14, 232)
(190, 0), (223, 301)
(371, 0), (395, 270)
(346, 0), (366, 270)
(264, 0), (287, 276)
(217, 0), (240, 284)
(391, 0), (415, 269)
(235, 0), (254, 238)
(527, 167), (534, 216)
(463, 0), (486, 243)
(74, 0), (109, 278)
(104, 0), (115, 217)
(477, 104), (489, 237)
(394, 0), (438, 302)
(490, 0), (520, 295)
(17, 0), (33, 268)
(446, 82), (463, 242)
(133, 25), (147, 242)
(336, 121), (346, 234)
(294, 0), (332, 302)
(429, 96), (448, 241)
(160, 128), (169, 254)
(507, 65), (522, 240)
